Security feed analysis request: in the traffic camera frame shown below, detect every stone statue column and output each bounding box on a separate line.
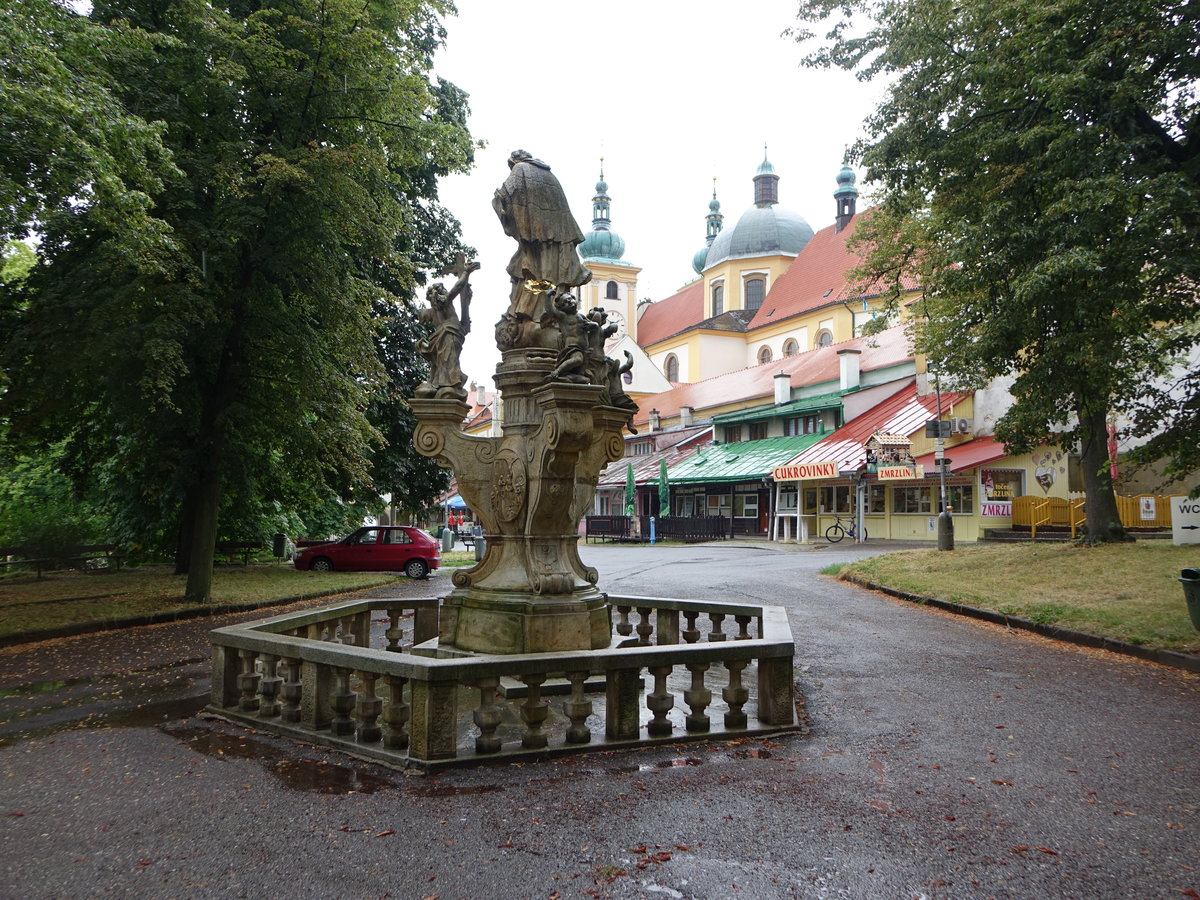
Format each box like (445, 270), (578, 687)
(409, 151), (636, 656)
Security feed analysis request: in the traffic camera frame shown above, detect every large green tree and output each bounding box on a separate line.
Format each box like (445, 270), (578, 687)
(0, 0), (175, 250)
(793, 0), (1200, 536)
(2, 0), (473, 599)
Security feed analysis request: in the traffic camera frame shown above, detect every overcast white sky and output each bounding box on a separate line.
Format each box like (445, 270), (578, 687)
(431, 0), (886, 386)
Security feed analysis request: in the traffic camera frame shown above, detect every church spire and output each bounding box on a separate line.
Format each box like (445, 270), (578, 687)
(753, 144), (779, 206)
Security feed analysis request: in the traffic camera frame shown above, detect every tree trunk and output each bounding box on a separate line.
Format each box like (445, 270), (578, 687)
(173, 486), (197, 575)
(1077, 406), (1131, 543)
(183, 426), (225, 603)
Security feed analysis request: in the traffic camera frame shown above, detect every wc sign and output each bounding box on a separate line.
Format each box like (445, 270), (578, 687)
(1172, 496), (1200, 545)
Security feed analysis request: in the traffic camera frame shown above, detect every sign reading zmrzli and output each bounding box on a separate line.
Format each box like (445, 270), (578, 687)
(772, 461), (839, 481)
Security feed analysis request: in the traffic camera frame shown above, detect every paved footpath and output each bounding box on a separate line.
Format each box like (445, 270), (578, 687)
(1, 543), (1197, 899)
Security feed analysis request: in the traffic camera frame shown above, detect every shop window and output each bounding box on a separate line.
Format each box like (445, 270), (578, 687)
(711, 283), (724, 316)
(734, 494), (759, 518)
(706, 494), (732, 517)
(868, 483), (887, 513)
(779, 488), (798, 511)
(819, 485), (852, 513)
(745, 277), (765, 312)
(892, 485), (934, 513)
(595, 495), (611, 514)
(665, 354), (679, 382)
(944, 485), (974, 514)
(783, 338), (799, 357)
(675, 495), (696, 516)
(748, 422), (768, 441)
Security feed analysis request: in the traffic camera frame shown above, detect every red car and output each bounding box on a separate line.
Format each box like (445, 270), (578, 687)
(294, 526), (440, 579)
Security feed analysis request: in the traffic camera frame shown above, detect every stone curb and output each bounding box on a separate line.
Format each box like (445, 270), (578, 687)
(844, 574), (1200, 675)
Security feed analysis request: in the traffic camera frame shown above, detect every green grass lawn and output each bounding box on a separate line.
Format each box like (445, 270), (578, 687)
(839, 542), (1200, 654)
(0, 565), (403, 639)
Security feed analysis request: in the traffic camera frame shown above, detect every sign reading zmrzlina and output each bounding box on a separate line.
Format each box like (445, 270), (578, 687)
(772, 461), (839, 481)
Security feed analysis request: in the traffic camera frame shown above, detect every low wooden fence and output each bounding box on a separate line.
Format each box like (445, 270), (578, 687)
(584, 516), (730, 543)
(1012, 494), (1174, 538)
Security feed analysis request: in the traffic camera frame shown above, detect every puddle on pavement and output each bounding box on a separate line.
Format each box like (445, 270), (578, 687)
(0, 676), (95, 697)
(163, 724), (288, 760)
(408, 782), (504, 797)
(730, 747), (773, 759)
(271, 758), (393, 794)
(101, 694), (209, 728)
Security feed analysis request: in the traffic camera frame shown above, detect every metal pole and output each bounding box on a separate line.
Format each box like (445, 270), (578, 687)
(934, 371), (954, 550)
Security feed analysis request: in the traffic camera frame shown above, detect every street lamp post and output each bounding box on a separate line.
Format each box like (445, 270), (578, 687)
(934, 372), (954, 551)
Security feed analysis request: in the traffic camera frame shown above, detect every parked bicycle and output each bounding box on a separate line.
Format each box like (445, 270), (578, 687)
(825, 515), (868, 543)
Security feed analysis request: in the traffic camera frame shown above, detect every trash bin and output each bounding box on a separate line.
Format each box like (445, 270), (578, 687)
(1181, 568), (1200, 631)
(272, 533), (287, 558)
(435, 525), (445, 539)
(441, 528), (456, 552)
(472, 525), (485, 562)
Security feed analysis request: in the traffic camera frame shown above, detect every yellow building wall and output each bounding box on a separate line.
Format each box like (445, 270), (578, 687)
(581, 259), (641, 341)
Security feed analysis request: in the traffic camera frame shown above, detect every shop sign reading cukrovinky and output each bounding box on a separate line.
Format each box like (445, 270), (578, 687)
(772, 461), (839, 481)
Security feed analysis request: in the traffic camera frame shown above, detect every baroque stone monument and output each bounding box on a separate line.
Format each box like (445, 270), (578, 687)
(409, 151), (638, 655)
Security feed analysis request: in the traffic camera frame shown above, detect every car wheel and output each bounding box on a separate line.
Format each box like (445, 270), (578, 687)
(310, 557), (334, 572)
(405, 558), (429, 580)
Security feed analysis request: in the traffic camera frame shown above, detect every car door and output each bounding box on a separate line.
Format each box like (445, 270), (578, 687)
(339, 527), (382, 570)
(378, 528), (416, 571)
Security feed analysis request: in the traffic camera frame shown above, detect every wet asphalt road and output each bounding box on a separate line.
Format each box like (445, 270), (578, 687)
(1, 542), (1198, 899)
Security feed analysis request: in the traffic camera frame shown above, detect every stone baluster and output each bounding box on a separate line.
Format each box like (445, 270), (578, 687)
(329, 668), (356, 736)
(615, 605), (633, 637)
(723, 660), (749, 728)
(256, 653), (282, 718)
(519, 673), (549, 749)
(382, 675), (410, 750)
(682, 611), (701, 644)
(707, 612), (728, 641)
(605, 667), (641, 740)
(683, 663), (711, 732)
(735, 614), (754, 640)
(635, 607), (653, 645)
(355, 670), (383, 743)
(301, 660), (333, 730)
(562, 670), (593, 744)
(337, 617), (356, 645)
(655, 609), (680, 645)
(385, 610), (407, 652)
(237, 649), (261, 712)
(280, 657), (303, 723)
(473, 676), (503, 754)
(646, 665), (674, 736)
(757, 656), (795, 726)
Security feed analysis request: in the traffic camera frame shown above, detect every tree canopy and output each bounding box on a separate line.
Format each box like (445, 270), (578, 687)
(1, 0), (474, 596)
(794, 0), (1200, 531)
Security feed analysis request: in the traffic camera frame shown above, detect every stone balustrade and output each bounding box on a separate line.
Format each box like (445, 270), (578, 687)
(208, 596), (798, 769)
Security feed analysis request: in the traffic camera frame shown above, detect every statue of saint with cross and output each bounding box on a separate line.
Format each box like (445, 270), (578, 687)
(416, 253), (479, 400)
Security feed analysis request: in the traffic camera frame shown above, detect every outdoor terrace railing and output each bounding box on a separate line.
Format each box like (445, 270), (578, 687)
(208, 595), (798, 769)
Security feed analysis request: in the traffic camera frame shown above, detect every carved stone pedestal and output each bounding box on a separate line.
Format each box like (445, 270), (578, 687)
(411, 348), (628, 656)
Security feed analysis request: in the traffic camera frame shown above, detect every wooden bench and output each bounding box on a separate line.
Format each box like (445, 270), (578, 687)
(215, 541), (265, 565)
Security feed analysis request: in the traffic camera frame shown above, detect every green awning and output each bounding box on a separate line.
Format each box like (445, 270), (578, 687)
(668, 434), (826, 484)
(711, 391), (845, 426)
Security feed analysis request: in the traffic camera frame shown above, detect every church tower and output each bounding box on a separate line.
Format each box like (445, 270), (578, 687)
(578, 159), (641, 340)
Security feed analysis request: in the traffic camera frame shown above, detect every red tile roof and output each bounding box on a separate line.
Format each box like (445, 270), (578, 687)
(749, 213), (923, 331)
(782, 383), (971, 471)
(462, 384), (493, 429)
(631, 324), (913, 429)
(636, 279), (704, 347)
(913, 437), (1008, 473)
